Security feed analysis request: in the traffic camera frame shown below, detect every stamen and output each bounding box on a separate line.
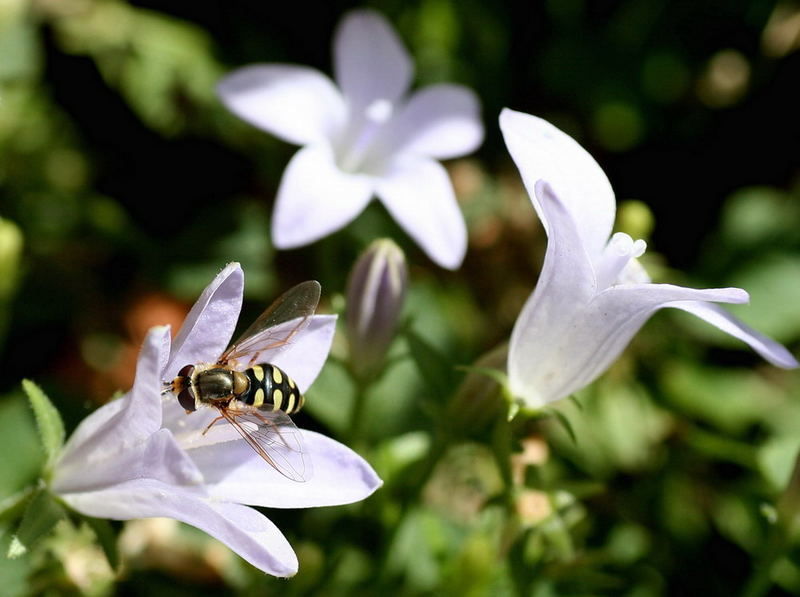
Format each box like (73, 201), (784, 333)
(338, 98), (394, 172)
(365, 98), (393, 123)
(595, 232), (647, 290)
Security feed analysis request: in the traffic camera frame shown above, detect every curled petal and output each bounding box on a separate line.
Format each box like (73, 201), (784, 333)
(53, 428), (203, 496)
(375, 156), (466, 269)
(562, 284), (750, 398)
(59, 479), (298, 577)
(167, 263), (243, 377)
(500, 108), (615, 258)
(55, 327), (171, 472)
(190, 430), (382, 508)
(670, 301), (799, 369)
(334, 9), (412, 109)
(271, 146), (374, 249)
(512, 282), (749, 407)
(376, 84), (484, 160)
(217, 65), (345, 145)
(508, 182), (598, 406)
(508, 182), (756, 406)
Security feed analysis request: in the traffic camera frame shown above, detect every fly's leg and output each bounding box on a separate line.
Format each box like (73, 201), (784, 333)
(202, 415), (225, 436)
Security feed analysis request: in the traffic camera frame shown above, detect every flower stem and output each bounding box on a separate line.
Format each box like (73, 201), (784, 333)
(347, 376), (371, 444)
(374, 432), (447, 584)
(740, 448), (800, 597)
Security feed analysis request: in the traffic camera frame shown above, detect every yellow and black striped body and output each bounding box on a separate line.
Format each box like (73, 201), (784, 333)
(236, 363), (305, 415)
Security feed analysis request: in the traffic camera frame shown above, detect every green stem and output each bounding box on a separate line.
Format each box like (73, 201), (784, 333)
(374, 433), (449, 584)
(740, 449), (800, 597)
(740, 531), (785, 597)
(347, 376), (371, 444)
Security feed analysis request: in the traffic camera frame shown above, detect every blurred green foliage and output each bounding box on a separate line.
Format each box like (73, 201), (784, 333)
(1, 0), (799, 595)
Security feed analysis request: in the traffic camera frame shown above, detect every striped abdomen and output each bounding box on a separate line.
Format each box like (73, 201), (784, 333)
(236, 363), (305, 415)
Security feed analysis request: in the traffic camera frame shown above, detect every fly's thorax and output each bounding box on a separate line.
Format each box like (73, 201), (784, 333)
(193, 366), (236, 403)
(171, 364), (251, 412)
(238, 363), (305, 414)
(232, 370), (249, 395)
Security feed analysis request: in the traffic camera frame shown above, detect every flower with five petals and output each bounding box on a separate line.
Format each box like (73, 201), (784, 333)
(218, 9), (484, 269)
(51, 264), (381, 576)
(500, 108), (798, 408)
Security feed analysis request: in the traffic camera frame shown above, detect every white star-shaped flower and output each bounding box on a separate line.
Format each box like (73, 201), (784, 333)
(217, 9), (484, 269)
(51, 264), (381, 576)
(500, 108), (798, 408)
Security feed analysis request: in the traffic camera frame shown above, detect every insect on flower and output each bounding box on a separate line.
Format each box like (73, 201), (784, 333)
(163, 280), (321, 482)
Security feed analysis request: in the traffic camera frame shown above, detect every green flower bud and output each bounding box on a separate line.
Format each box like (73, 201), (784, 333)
(0, 217), (23, 299)
(346, 239), (407, 378)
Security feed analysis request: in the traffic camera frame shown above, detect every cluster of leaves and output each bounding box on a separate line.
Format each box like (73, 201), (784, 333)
(1, 1), (799, 596)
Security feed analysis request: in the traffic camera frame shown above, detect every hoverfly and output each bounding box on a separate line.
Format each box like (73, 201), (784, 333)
(164, 280), (320, 482)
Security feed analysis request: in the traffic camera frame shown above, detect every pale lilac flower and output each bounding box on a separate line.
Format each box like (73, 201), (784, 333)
(50, 264), (381, 577)
(500, 108), (798, 408)
(217, 9), (483, 270)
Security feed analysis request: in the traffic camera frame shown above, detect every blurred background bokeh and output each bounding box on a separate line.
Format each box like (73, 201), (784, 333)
(1, 0), (799, 595)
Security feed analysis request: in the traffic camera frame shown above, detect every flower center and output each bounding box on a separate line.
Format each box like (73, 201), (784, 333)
(337, 98), (394, 173)
(595, 232), (647, 290)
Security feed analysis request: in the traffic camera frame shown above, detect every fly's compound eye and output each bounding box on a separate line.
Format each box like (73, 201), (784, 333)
(178, 364), (195, 378)
(178, 387), (197, 412)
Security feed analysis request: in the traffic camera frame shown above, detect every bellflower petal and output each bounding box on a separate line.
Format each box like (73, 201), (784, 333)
(166, 263), (243, 377)
(54, 428), (203, 496)
(554, 285), (748, 402)
(500, 108), (615, 257)
(271, 145), (373, 249)
(63, 480), (298, 577)
(670, 301), (799, 368)
(219, 10), (482, 269)
(503, 108), (797, 407)
(333, 9), (412, 109)
(376, 156), (467, 269)
(217, 65), (346, 146)
(507, 183), (750, 406)
(188, 430), (382, 508)
(51, 265), (381, 576)
(54, 326), (171, 475)
(376, 84), (484, 160)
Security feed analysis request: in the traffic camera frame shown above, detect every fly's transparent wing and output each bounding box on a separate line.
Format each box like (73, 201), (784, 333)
(218, 280), (320, 366)
(218, 404), (311, 482)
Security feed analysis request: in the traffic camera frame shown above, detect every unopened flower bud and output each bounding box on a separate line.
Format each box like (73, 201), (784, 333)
(446, 344), (508, 435)
(0, 217), (23, 299)
(346, 239), (407, 378)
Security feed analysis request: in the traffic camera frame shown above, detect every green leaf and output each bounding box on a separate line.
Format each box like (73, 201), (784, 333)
(83, 517), (119, 570)
(0, 486), (36, 524)
(568, 394), (584, 412)
(21, 380), (64, 472)
(551, 409), (578, 445)
(456, 365), (508, 388)
(491, 413), (513, 489)
(7, 489), (65, 559)
(404, 328), (457, 406)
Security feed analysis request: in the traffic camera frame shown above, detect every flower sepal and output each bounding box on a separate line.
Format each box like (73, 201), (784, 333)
(21, 379), (65, 481)
(443, 347), (508, 437)
(5, 484), (66, 559)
